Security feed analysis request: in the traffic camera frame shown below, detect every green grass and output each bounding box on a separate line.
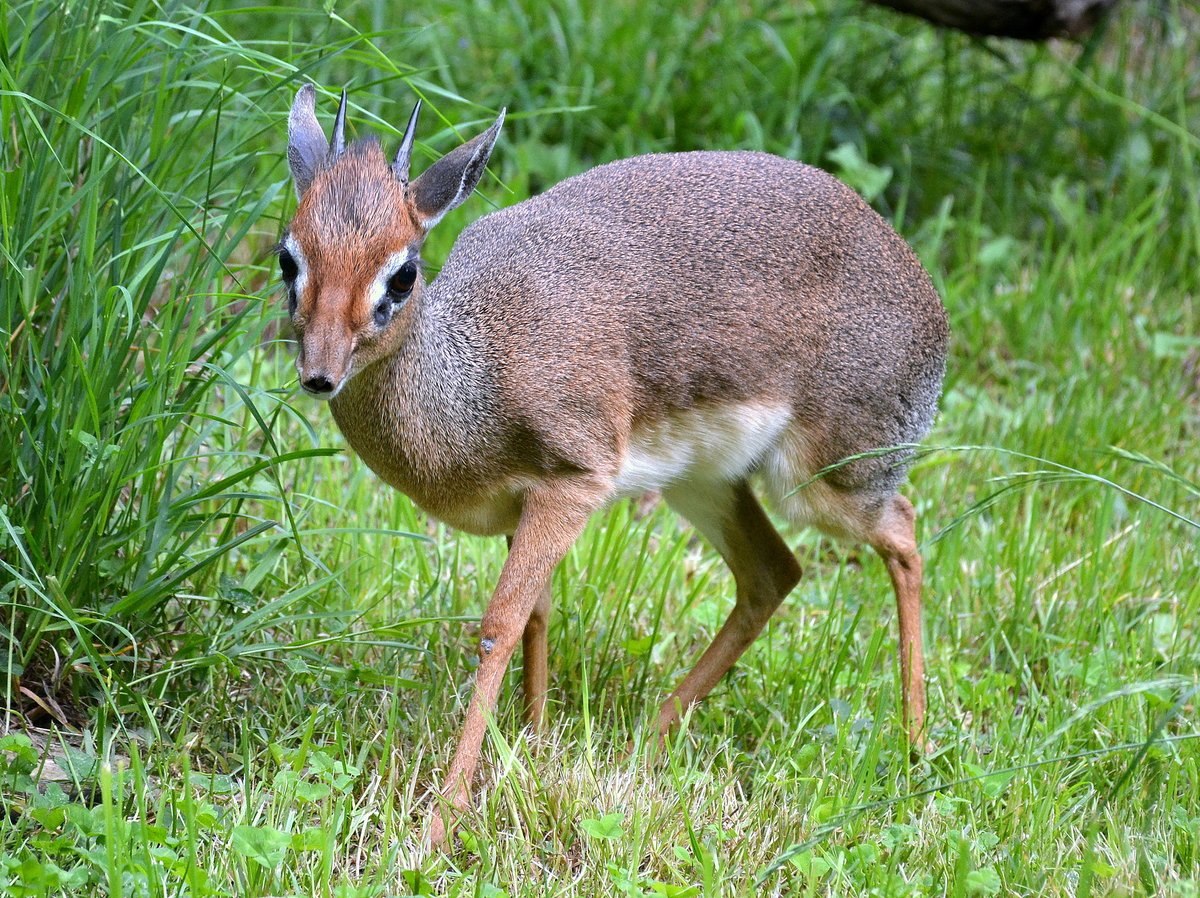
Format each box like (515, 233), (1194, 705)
(1, 0), (1198, 895)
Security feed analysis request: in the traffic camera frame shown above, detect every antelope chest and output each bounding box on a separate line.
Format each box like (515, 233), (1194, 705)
(426, 484), (527, 537)
(346, 436), (527, 537)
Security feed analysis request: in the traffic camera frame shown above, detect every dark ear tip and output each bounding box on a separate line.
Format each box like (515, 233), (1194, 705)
(296, 83), (315, 101)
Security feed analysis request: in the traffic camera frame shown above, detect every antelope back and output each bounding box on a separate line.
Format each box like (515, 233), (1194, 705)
(426, 149), (948, 500)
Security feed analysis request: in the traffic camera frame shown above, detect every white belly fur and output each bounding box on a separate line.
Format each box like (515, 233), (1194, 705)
(613, 402), (792, 497)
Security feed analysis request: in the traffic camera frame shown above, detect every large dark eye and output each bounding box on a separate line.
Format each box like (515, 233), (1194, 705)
(387, 260), (418, 300)
(278, 249), (298, 283)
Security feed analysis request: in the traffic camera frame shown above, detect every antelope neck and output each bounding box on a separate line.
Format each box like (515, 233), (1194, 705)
(329, 294), (493, 494)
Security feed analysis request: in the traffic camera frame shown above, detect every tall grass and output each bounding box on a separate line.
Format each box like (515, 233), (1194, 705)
(0, 0), (1197, 895)
(0, 2), (327, 719)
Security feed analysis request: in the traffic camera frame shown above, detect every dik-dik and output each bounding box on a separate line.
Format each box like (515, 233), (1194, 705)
(280, 85), (949, 846)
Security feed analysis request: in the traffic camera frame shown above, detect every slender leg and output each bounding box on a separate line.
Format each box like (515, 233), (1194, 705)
(429, 481), (599, 848)
(522, 582), (552, 727)
(506, 534), (553, 729)
(657, 480), (802, 734)
(870, 494), (927, 747)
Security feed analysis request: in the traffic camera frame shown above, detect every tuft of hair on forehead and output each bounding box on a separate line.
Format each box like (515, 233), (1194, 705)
(311, 136), (390, 186)
(289, 135), (423, 273)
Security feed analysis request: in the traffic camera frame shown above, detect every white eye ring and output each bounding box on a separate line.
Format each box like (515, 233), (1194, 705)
(282, 235), (309, 310)
(365, 249), (417, 316)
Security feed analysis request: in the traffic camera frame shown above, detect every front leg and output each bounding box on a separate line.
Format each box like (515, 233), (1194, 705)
(428, 479), (602, 848)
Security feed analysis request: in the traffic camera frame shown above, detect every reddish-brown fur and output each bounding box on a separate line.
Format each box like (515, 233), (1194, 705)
(281, 86), (949, 849)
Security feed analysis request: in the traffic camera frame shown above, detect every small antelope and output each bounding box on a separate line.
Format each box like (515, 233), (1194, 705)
(280, 85), (949, 846)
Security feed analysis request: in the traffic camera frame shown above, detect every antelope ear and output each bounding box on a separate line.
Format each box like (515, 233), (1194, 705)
(288, 84), (329, 197)
(408, 108), (505, 230)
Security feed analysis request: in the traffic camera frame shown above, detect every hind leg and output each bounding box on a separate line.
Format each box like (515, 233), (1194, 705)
(780, 473), (928, 747)
(656, 480), (802, 734)
(868, 494), (926, 746)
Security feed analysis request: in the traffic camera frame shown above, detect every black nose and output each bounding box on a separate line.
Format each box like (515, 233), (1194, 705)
(302, 374), (334, 394)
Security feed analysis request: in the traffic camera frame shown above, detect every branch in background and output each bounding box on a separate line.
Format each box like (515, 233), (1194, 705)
(866, 0), (1121, 40)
